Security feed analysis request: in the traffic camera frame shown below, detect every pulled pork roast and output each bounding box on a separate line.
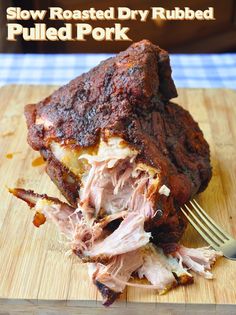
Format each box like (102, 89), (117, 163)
(11, 40), (222, 306)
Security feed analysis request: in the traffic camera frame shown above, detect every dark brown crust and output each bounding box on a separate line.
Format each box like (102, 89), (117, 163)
(95, 281), (120, 306)
(23, 40), (212, 243)
(25, 40), (177, 150)
(9, 188), (74, 212)
(40, 148), (80, 207)
(177, 274), (194, 286)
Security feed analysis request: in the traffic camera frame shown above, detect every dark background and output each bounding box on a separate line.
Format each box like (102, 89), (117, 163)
(1, 0), (236, 53)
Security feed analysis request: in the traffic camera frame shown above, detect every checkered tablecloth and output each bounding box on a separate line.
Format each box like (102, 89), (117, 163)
(0, 53), (235, 89)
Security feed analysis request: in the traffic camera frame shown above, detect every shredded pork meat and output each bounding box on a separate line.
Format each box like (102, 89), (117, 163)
(10, 136), (222, 306)
(51, 137), (158, 221)
(35, 198), (151, 260)
(11, 188), (222, 305)
(11, 133), (222, 305)
(170, 245), (222, 279)
(89, 249), (144, 293)
(138, 245), (177, 292)
(77, 137), (158, 220)
(83, 213), (150, 260)
(11, 131), (222, 304)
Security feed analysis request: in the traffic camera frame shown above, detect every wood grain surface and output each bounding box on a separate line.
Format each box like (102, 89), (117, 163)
(0, 85), (235, 314)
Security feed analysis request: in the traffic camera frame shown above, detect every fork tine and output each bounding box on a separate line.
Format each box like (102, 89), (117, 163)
(183, 204), (223, 246)
(190, 200), (228, 242)
(192, 199), (232, 240)
(181, 206), (221, 250)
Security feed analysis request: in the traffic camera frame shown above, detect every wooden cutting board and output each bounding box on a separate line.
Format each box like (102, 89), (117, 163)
(0, 85), (235, 314)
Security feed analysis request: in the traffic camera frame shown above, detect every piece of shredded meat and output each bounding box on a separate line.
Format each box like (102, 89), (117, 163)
(83, 213), (150, 260)
(170, 245), (223, 279)
(89, 249), (144, 293)
(138, 245), (177, 292)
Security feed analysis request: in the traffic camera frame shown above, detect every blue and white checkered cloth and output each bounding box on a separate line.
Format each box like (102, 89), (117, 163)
(0, 53), (235, 89)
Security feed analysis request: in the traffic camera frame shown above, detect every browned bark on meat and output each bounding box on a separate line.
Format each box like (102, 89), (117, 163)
(9, 188), (75, 213)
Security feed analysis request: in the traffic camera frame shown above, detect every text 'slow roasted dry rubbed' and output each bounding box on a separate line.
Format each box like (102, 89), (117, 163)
(11, 40), (221, 306)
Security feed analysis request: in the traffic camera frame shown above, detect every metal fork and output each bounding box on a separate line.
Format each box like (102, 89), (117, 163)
(181, 199), (236, 260)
